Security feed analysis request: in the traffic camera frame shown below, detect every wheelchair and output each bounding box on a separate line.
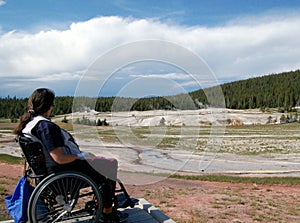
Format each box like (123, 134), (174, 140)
(17, 134), (137, 223)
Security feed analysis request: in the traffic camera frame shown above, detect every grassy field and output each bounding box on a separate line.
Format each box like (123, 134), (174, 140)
(170, 173), (300, 185)
(71, 122), (300, 155)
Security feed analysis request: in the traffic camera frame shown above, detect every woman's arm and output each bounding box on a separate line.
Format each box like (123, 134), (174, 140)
(50, 147), (96, 164)
(50, 147), (78, 164)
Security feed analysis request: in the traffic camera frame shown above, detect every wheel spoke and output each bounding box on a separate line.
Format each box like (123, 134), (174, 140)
(29, 172), (103, 223)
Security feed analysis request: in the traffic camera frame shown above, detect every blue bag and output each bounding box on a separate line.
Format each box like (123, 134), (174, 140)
(5, 176), (35, 223)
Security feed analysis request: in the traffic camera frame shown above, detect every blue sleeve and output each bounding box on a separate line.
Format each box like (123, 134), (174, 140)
(35, 120), (64, 152)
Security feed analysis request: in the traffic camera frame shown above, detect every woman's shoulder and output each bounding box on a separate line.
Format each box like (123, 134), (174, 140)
(36, 118), (60, 131)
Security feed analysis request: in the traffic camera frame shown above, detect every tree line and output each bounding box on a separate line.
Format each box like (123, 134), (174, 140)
(190, 69), (300, 110)
(1, 70), (300, 120)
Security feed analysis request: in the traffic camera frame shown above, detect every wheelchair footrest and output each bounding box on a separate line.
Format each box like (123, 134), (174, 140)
(115, 193), (139, 209)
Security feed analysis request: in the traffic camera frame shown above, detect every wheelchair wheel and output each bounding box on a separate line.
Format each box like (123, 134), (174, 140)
(28, 172), (103, 223)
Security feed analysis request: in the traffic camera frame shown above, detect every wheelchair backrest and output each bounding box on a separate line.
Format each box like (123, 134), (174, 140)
(17, 134), (48, 176)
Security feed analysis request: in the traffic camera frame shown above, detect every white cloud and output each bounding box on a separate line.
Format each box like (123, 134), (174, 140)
(130, 73), (191, 80)
(0, 0), (5, 7)
(1, 13), (300, 96)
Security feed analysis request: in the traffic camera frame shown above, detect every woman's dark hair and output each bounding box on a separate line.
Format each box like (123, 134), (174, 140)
(14, 88), (55, 135)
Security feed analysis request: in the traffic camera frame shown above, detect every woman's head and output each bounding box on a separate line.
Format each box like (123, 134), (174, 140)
(28, 88), (55, 115)
(14, 88), (55, 135)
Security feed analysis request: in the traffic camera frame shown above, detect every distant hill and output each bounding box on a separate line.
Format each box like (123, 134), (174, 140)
(190, 70), (300, 110)
(1, 70), (300, 120)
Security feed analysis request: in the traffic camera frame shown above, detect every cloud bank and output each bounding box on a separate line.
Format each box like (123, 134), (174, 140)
(1, 13), (300, 96)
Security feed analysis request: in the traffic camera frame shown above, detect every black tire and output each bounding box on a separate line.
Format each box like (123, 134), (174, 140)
(28, 172), (103, 223)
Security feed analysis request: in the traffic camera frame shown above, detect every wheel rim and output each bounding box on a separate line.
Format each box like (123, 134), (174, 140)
(28, 172), (102, 223)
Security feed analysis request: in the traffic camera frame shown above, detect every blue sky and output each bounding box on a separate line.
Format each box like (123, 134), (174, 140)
(1, 0), (300, 97)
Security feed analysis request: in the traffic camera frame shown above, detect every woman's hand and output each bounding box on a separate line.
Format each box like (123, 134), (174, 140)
(77, 152), (96, 160)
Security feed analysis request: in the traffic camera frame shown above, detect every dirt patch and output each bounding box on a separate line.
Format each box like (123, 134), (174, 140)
(0, 163), (23, 220)
(1, 162), (299, 223)
(127, 178), (300, 222)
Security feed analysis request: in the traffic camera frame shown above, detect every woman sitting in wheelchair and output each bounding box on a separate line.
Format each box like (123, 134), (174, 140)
(14, 88), (129, 222)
